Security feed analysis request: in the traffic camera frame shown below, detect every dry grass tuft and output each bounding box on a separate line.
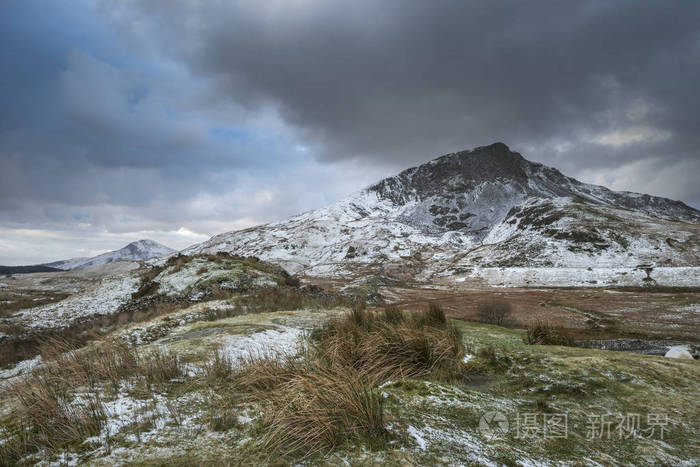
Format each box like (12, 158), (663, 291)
(0, 322), (27, 336)
(0, 290), (70, 318)
(0, 338), (184, 461)
(202, 350), (237, 385)
(382, 305), (404, 324)
(525, 320), (576, 346)
(419, 303), (448, 327)
(2, 375), (106, 461)
(234, 286), (350, 314)
(226, 305), (465, 460)
(233, 353), (303, 393)
(313, 304), (464, 382)
(261, 365), (385, 459)
(140, 349), (183, 389)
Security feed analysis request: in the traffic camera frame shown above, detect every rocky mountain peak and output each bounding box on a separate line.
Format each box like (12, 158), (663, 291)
(366, 142), (699, 225)
(368, 142), (532, 206)
(125, 239), (166, 253)
(185, 143), (699, 279)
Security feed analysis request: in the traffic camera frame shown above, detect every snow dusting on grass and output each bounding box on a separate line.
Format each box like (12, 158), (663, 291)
(406, 425), (427, 450)
(220, 326), (303, 362)
(11, 273), (140, 331)
(0, 355), (41, 381)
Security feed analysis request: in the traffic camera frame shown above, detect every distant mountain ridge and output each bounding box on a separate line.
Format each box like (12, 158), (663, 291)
(184, 143), (700, 281)
(42, 240), (175, 270)
(0, 265), (63, 275)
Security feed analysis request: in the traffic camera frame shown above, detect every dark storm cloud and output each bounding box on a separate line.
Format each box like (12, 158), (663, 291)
(1, 1), (373, 263)
(1, 0), (699, 263)
(109, 0), (700, 205)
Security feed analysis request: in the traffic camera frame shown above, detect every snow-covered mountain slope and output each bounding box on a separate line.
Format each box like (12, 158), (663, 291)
(184, 143), (700, 281)
(44, 240), (175, 270)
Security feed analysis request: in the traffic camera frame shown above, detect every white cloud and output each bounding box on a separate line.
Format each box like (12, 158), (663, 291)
(590, 126), (671, 147)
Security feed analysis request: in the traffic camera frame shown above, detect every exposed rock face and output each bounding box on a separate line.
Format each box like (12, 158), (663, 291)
(184, 143), (700, 280)
(369, 142), (698, 239)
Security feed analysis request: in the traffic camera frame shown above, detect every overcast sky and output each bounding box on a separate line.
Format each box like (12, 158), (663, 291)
(1, 0), (699, 265)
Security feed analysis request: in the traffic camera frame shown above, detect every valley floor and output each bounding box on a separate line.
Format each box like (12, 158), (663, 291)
(382, 283), (700, 344)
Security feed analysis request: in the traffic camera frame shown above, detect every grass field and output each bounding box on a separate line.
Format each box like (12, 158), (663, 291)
(1, 296), (697, 465)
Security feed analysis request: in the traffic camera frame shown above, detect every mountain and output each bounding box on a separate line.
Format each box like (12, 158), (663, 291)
(184, 143), (700, 282)
(44, 240), (176, 270)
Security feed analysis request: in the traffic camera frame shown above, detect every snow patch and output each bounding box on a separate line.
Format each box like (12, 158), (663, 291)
(220, 326), (303, 362)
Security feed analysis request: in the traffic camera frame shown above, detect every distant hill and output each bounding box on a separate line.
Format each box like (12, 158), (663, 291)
(42, 239), (176, 270)
(0, 265), (63, 275)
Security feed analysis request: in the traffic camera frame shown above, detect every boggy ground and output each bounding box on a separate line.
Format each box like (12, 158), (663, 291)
(1, 299), (698, 466)
(382, 284), (700, 343)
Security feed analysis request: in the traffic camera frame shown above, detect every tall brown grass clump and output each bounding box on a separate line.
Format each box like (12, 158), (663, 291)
(230, 304), (465, 460)
(419, 303), (448, 327)
(0, 338), (185, 462)
(525, 320), (575, 346)
(233, 353), (303, 393)
(261, 365), (384, 459)
(382, 304), (404, 324)
(202, 350), (236, 385)
(139, 349), (183, 389)
(2, 375), (106, 461)
(313, 304), (463, 381)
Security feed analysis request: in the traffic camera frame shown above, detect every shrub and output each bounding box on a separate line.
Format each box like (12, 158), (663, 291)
(132, 265), (165, 299)
(477, 300), (512, 325)
(525, 320), (575, 346)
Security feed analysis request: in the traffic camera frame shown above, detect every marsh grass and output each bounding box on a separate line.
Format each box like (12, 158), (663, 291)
(222, 304), (466, 460)
(525, 320), (576, 346)
(260, 365), (385, 459)
(0, 338), (185, 462)
(312, 303), (465, 382)
(2, 300), (467, 463)
(234, 286), (350, 314)
(1, 375), (106, 463)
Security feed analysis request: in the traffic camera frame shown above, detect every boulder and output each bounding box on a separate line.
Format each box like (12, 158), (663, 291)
(664, 346), (694, 360)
